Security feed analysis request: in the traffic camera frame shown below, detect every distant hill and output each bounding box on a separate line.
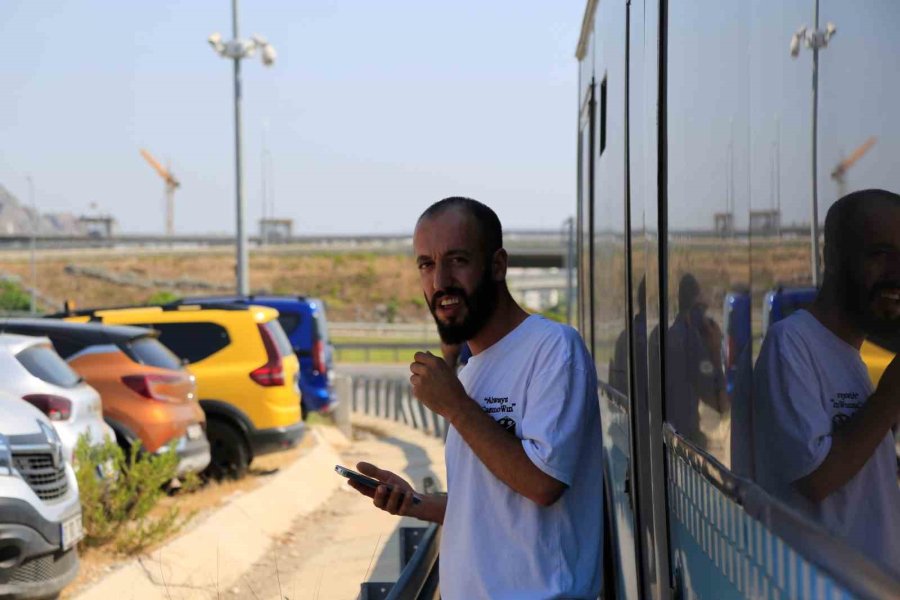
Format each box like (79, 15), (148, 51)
(0, 184), (86, 236)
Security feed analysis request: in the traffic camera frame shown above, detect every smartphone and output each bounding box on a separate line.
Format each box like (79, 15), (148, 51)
(335, 465), (421, 505)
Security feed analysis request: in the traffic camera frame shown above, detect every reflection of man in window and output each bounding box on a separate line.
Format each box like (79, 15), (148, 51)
(752, 189), (900, 573)
(665, 274), (727, 447)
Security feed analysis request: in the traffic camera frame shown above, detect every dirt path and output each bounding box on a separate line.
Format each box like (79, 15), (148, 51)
(236, 418), (446, 600)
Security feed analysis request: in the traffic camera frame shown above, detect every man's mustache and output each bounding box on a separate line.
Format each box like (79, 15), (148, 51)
(431, 288), (468, 311)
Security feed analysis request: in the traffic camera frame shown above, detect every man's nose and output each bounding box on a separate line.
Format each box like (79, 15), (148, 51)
(433, 262), (452, 291)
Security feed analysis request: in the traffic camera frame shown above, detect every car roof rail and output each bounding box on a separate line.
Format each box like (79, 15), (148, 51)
(160, 301), (249, 312)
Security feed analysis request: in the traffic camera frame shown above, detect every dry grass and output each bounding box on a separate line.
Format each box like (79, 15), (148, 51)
(62, 432), (316, 598)
(0, 251), (429, 322)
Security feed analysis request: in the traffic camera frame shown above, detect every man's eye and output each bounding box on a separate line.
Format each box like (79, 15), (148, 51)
(418, 263), (433, 271)
(451, 257), (468, 265)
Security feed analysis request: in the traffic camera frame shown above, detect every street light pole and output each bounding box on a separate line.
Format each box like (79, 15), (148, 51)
(208, 2), (276, 295)
(26, 176), (36, 314)
(231, 0), (248, 295)
(790, 5), (835, 288)
(810, 0), (821, 287)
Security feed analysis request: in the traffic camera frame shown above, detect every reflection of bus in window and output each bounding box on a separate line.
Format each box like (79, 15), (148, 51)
(574, 0), (900, 596)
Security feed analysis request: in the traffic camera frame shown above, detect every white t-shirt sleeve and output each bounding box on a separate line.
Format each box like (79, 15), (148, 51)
(755, 326), (833, 484)
(520, 336), (596, 487)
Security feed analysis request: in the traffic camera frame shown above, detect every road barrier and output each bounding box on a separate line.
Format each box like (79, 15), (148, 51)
(349, 374), (448, 441)
(334, 342), (441, 363)
(360, 524), (441, 600)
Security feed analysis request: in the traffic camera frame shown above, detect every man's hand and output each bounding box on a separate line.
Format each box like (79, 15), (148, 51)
(410, 351), (469, 420)
(347, 462), (418, 516)
(346, 461), (447, 524)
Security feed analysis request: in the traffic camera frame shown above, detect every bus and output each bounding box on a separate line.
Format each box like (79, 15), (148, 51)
(576, 0), (900, 598)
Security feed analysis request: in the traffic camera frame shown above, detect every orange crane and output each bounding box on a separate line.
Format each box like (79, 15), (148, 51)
(140, 148), (180, 236)
(831, 136), (876, 198)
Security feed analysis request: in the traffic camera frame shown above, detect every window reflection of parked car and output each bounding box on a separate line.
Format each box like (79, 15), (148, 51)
(58, 304), (304, 479)
(0, 319), (210, 477)
(173, 295), (336, 418)
(0, 333), (113, 465)
(0, 392), (83, 600)
(722, 290), (751, 396)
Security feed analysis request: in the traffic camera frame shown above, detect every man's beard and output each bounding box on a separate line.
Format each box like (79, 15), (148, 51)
(427, 267), (498, 345)
(843, 277), (900, 338)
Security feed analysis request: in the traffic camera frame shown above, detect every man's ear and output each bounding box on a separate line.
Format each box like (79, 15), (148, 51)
(492, 248), (508, 281)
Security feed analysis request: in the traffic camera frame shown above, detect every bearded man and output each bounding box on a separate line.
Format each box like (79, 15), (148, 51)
(752, 189), (900, 574)
(347, 197), (604, 599)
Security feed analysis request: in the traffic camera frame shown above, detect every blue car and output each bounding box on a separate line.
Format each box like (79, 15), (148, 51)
(174, 295), (336, 418)
(722, 290), (751, 396)
(762, 286), (818, 335)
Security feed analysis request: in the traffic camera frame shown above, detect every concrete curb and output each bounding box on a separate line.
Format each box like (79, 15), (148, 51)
(74, 427), (345, 600)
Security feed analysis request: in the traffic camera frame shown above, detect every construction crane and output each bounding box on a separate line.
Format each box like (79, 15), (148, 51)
(831, 136), (876, 198)
(140, 148), (180, 236)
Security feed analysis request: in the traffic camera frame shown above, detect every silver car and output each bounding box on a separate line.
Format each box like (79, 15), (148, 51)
(0, 334), (113, 464)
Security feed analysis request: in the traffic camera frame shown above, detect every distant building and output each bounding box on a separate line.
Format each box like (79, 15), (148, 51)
(78, 215), (116, 238)
(749, 209), (781, 235)
(714, 212), (735, 236)
(259, 218), (293, 243)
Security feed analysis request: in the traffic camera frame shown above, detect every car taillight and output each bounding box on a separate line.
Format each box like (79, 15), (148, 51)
(313, 339), (327, 375)
(250, 323), (284, 387)
(22, 394), (72, 421)
(122, 373), (187, 402)
(725, 335), (737, 370)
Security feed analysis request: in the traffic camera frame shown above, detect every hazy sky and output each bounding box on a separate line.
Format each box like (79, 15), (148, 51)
(0, 1), (584, 235)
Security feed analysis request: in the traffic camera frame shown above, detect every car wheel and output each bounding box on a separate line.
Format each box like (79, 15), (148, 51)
(204, 419), (250, 480)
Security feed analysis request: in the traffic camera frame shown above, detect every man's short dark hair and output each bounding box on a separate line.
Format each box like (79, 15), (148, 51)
(824, 189), (900, 276)
(418, 197), (503, 256)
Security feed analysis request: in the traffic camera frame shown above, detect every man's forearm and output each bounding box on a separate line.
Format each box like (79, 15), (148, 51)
(411, 494), (447, 525)
(797, 389), (898, 502)
(449, 398), (565, 507)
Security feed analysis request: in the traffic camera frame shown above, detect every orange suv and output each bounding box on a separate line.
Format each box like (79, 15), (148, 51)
(0, 319), (211, 475)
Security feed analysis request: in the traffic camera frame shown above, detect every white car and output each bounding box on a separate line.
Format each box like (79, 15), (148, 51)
(0, 392), (82, 599)
(0, 334), (113, 464)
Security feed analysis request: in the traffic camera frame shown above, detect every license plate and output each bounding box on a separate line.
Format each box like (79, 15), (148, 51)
(61, 513), (83, 551)
(186, 424), (203, 441)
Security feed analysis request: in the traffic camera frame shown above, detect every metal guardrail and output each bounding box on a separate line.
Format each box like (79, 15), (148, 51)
(360, 525), (441, 600)
(350, 375), (444, 599)
(350, 375), (448, 441)
(335, 343), (441, 363)
(664, 425), (900, 599)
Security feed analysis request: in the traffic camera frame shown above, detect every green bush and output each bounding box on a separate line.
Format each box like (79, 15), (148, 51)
(74, 436), (192, 554)
(146, 290), (181, 305)
(0, 279), (31, 311)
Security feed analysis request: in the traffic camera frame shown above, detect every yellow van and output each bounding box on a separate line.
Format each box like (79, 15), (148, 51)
(862, 334), (898, 387)
(63, 303), (303, 478)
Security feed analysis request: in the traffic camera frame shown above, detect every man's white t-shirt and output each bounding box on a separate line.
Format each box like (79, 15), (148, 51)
(440, 315), (604, 600)
(753, 310), (900, 573)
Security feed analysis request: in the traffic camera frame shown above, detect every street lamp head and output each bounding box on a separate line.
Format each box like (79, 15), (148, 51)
(260, 43), (277, 67)
(208, 32), (225, 55)
(789, 26), (806, 57)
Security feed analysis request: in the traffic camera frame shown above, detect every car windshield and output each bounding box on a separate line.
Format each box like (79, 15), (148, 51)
(16, 344), (82, 388)
(125, 336), (184, 370)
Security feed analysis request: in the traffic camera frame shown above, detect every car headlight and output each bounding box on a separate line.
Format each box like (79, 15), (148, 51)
(0, 433), (14, 476)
